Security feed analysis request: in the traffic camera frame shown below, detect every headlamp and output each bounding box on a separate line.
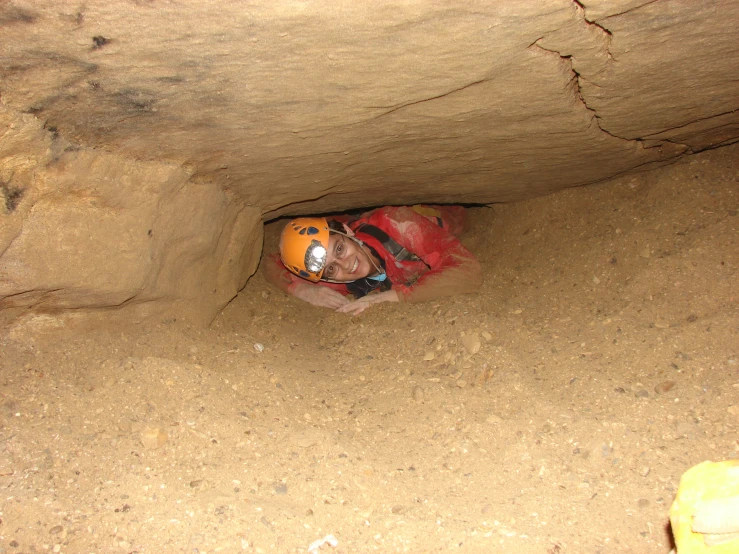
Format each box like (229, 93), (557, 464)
(305, 242), (327, 273)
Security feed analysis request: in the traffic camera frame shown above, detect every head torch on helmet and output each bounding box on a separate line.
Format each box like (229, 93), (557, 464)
(279, 217), (331, 282)
(305, 241), (327, 273)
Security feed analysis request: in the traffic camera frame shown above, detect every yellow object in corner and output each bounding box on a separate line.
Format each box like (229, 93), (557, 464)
(670, 460), (739, 553)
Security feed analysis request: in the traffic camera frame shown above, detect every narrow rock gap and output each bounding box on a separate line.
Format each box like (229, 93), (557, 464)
(265, 201), (488, 225)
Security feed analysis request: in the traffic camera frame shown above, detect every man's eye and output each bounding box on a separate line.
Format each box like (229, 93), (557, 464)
(337, 243), (344, 255)
(325, 264), (335, 277)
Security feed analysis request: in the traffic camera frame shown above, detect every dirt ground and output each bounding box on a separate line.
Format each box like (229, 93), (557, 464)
(1, 144), (737, 553)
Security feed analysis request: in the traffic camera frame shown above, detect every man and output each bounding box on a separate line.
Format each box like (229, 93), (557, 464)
(264, 205), (482, 315)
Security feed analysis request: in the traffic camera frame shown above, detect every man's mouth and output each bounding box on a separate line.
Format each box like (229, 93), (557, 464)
(350, 258), (359, 274)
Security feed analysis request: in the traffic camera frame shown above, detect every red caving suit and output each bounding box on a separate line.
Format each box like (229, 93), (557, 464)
(263, 205), (483, 303)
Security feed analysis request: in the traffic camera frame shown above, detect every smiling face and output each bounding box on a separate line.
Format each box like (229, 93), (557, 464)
(322, 232), (378, 282)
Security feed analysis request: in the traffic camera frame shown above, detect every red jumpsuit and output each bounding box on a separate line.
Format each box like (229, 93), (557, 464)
(263, 206), (482, 303)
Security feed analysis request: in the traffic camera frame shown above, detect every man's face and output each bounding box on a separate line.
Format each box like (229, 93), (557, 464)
(322, 232), (374, 282)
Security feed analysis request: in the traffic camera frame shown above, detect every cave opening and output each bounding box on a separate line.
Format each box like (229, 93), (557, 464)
(2, 141), (738, 554)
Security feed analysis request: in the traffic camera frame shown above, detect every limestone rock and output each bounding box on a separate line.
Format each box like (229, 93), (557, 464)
(0, 106), (262, 324)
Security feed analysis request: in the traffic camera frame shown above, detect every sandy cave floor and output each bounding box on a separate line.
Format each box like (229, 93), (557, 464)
(1, 145), (738, 553)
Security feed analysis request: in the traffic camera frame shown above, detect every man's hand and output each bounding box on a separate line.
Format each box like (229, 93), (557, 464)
(292, 283), (350, 309)
(336, 290), (399, 316)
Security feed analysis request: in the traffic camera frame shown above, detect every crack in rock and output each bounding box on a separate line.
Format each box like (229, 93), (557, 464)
(527, 1), (622, 141)
(532, 1), (689, 152)
(572, 0), (614, 41)
(530, 40), (628, 144)
(579, 0), (662, 24)
(368, 78), (491, 121)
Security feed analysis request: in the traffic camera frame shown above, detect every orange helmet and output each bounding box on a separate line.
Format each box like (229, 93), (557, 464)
(280, 217), (331, 282)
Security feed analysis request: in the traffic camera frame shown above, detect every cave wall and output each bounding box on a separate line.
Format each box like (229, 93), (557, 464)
(0, 107), (262, 323)
(1, 0), (738, 323)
